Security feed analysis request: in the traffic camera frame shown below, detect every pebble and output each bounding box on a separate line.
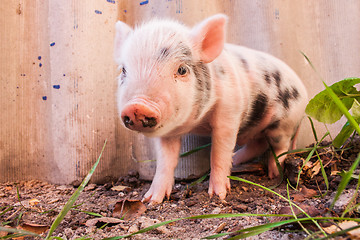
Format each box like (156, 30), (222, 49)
(211, 207), (221, 214)
(128, 224), (139, 233)
(139, 216), (169, 234)
(329, 189), (358, 213)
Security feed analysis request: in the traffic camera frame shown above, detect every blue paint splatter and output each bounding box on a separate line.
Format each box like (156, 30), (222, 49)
(140, 0), (149, 5)
(50, 42), (55, 47)
(39, 63), (42, 67)
(42, 96), (47, 100)
(38, 56), (41, 60)
(95, 10), (102, 14)
(124, 9), (127, 13)
(53, 85), (60, 89)
(106, 0), (115, 3)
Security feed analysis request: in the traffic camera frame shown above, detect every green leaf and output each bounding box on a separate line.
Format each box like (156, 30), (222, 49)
(305, 78), (360, 123)
(333, 121), (355, 148)
(333, 100), (360, 148)
(352, 99), (360, 118)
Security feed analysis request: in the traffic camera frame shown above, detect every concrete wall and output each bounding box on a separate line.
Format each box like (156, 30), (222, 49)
(1, 0), (359, 184)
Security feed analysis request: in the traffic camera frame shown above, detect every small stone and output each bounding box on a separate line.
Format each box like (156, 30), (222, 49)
(329, 189), (358, 213)
(233, 203), (248, 212)
(128, 224), (139, 233)
(211, 207), (221, 214)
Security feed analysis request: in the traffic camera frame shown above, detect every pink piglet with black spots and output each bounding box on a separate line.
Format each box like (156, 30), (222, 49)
(114, 14), (308, 204)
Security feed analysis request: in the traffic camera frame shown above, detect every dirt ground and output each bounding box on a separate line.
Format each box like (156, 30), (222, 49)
(1, 137), (360, 239)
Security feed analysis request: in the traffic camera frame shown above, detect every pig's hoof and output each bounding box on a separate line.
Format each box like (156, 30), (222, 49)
(142, 190), (165, 204)
(208, 178), (230, 200)
(142, 182), (172, 204)
(268, 162), (282, 179)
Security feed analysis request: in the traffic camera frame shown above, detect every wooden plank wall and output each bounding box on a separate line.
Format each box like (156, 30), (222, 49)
(1, 0), (359, 184)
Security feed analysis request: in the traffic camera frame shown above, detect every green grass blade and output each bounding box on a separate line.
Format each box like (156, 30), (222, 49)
(342, 175), (360, 217)
(308, 116), (318, 142)
(331, 152), (360, 210)
(206, 216), (360, 239)
(316, 150), (329, 196)
(189, 172), (209, 187)
(296, 131), (330, 189)
(180, 143), (211, 158)
(102, 213), (292, 240)
(0, 206), (13, 217)
(228, 176), (326, 236)
(71, 209), (103, 217)
(286, 184), (310, 235)
(45, 140), (107, 239)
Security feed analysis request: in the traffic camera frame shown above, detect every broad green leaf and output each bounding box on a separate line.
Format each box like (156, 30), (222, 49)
(333, 100), (360, 148)
(333, 122), (355, 148)
(306, 78), (360, 123)
(351, 99), (360, 119)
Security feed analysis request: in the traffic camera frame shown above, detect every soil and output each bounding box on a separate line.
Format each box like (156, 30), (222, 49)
(1, 137), (360, 239)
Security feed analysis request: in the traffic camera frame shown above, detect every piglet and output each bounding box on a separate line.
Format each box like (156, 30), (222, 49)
(114, 14), (308, 203)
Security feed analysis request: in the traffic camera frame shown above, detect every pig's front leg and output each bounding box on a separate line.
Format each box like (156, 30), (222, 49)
(142, 136), (181, 204)
(208, 125), (238, 200)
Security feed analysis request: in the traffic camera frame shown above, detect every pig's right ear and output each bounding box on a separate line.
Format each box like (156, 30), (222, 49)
(114, 21), (133, 64)
(190, 14), (228, 63)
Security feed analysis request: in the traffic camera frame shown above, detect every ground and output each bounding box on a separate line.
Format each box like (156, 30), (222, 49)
(1, 137), (359, 239)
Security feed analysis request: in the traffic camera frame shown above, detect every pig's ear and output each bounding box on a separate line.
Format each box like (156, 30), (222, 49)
(190, 14), (228, 63)
(114, 21), (133, 63)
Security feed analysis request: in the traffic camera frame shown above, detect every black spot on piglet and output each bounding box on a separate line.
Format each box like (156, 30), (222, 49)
(263, 71), (271, 84)
(272, 70), (281, 88)
(249, 93), (268, 123)
(238, 93), (268, 134)
(278, 86), (300, 110)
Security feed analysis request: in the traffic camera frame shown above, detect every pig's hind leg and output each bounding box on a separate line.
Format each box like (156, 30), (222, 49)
(265, 128), (293, 179)
(232, 137), (269, 166)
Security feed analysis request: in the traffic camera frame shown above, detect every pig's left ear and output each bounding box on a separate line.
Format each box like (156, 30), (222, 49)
(114, 21), (133, 64)
(190, 14), (228, 63)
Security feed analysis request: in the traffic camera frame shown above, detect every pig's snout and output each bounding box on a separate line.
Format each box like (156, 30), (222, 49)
(121, 102), (160, 132)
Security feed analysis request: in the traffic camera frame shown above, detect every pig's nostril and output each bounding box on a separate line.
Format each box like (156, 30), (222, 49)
(141, 117), (157, 128)
(123, 116), (134, 127)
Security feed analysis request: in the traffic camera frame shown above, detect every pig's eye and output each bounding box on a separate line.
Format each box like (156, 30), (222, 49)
(121, 67), (127, 77)
(177, 65), (188, 76)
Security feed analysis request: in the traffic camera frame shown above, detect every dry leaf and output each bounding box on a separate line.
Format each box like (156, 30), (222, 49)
(215, 222), (227, 233)
(291, 186), (317, 202)
(111, 185), (131, 192)
(291, 193), (305, 202)
(311, 161), (321, 178)
(29, 199), (40, 206)
(85, 217), (124, 228)
(113, 199), (146, 220)
(300, 186), (317, 198)
(16, 223), (49, 238)
(324, 221), (360, 240)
